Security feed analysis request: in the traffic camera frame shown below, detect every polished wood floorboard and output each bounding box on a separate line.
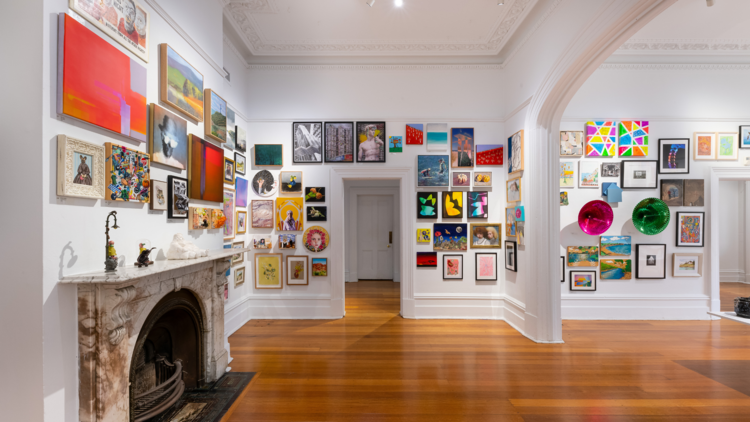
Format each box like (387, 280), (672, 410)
(227, 281), (750, 421)
(721, 282), (750, 311)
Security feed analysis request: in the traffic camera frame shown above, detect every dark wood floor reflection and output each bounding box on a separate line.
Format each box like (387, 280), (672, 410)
(227, 281), (750, 421)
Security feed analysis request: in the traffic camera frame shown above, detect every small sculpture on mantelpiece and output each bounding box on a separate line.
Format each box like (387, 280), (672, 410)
(167, 233), (209, 260)
(104, 211), (120, 272)
(135, 242), (156, 268)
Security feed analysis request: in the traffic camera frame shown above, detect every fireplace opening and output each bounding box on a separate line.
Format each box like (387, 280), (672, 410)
(129, 290), (205, 421)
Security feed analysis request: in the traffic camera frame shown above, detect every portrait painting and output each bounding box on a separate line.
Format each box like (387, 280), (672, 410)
(149, 103), (188, 170)
(211, 209), (225, 229)
(276, 197), (303, 231)
(312, 258), (328, 277)
(105, 143), (150, 202)
(278, 234), (297, 249)
(223, 189), (235, 240)
(293, 122), (323, 163)
(694, 132), (716, 160)
(658, 138), (689, 174)
(586, 121), (616, 157)
(600, 259), (632, 280)
(426, 123), (449, 151)
(417, 192), (438, 219)
(660, 179), (684, 206)
(451, 172), (472, 188)
(389, 136), (403, 153)
(305, 187), (325, 202)
(417, 155), (449, 187)
(287, 256), (309, 285)
(505, 207), (516, 237)
(236, 126), (247, 153)
(417, 252), (438, 268)
(188, 135), (223, 202)
(204, 89), (227, 143)
(70, 0), (149, 62)
(252, 200), (274, 228)
(475, 253), (498, 281)
(451, 128), (474, 167)
(255, 144), (283, 167)
(225, 107), (236, 149)
(579, 161), (599, 188)
(307, 206), (327, 222)
(600, 236), (631, 256)
(280, 171), (303, 193)
(356, 122), (386, 162)
(324, 122), (354, 162)
(57, 135), (105, 199)
(159, 44), (203, 121)
(560, 131), (583, 156)
(468, 192), (489, 219)
(304, 226), (330, 253)
(443, 255), (463, 280)
(560, 162), (575, 188)
(236, 210), (247, 234)
(167, 175), (189, 219)
(150, 180), (167, 211)
(252, 170), (278, 197)
(507, 178), (522, 202)
(234, 153), (246, 175)
(406, 124), (424, 145)
(470, 223), (501, 249)
(416, 229), (431, 243)
(224, 157), (235, 184)
(188, 207), (211, 230)
(235, 177), (248, 207)
(618, 121), (649, 156)
(677, 212), (704, 247)
(433, 223), (468, 251)
(570, 271), (596, 291)
(255, 254), (283, 289)
(567, 246), (599, 267)
(684, 179), (705, 206)
(475, 144), (503, 165)
(474, 172), (492, 187)
(717, 132), (739, 160)
(508, 130), (524, 175)
(253, 235), (273, 249)
(442, 192), (464, 219)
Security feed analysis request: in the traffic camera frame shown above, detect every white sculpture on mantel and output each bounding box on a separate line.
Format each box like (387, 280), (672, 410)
(167, 233), (209, 260)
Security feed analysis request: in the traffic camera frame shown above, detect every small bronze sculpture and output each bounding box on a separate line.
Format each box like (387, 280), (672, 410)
(135, 243), (156, 268)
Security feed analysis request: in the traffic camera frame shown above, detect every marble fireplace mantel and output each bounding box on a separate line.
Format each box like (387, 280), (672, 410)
(61, 249), (249, 422)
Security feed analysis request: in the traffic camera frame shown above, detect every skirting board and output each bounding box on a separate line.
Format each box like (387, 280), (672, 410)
(561, 295), (711, 320)
(720, 270), (746, 283)
(224, 295), (341, 337)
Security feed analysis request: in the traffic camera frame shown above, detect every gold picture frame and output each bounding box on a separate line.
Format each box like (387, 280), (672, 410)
(255, 253), (283, 289)
(470, 223), (502, 249)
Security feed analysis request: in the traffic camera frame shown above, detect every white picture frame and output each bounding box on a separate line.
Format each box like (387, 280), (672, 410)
(56, 135), (105, 199)
(672, 253), (703, 277)
(716, 132), (739, 161)
(579, 161), (600, 188)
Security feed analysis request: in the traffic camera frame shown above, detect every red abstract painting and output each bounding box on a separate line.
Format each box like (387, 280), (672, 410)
(188, 135), (224, 203)
(476, 145), (504, 165)
(406, 124), (424, 145)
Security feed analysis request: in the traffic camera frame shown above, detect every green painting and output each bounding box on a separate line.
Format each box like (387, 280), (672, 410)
(255, 144), (283, 166)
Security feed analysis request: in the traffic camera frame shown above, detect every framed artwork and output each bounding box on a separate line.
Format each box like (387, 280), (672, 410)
(226, 108), (236, 150)
(389, 136), (403, 153)
(684, 180), (705, 207)
(236, 126), (247, 153)
(474, 172), (492, 187)
(504, 241), (518, 272)
(56, 135), (105, 199)
(741, 126), (750, 149)
(305, 187), (325, 202)
(515, 206), (525, 221)
(585, 121), (616, 157)
(433, 223), (468, 251)
(417, 192), (438, 219)
(279, 233), (297, 249)
(252, 170), (278, 197)
(618, 121), (649, 156)
(293, 122), (323, 163)
(287, 256), (309, 285)
(560, 256), (565, 283)
(516, 221), (525, 246)
(167, 176), (189, 219)
(105, 143), (150, 202)
(601, 162), (620, 178)
(442, 192), (464, 218)
(406, 124), (424, 145)
(204, 89), (227, 143)
(254, 144), (283, 167)
(251, 200), (275, 228)
(694, 132), (716, 160)
(356, 122), (386, 162)
(57, 14), (147, 143)
(231, 241), (244, 266)
(70, 0), (149, 61)
(673, 253), (703, 277)
(560, 162), (575, 188)
(307, 206), (327, 222)
(211, 209), (225, 229)
(236, 210), (247, 234)
(188, 207), (211, 230)
(658, 139), (689, 174)
(149, 104), (188, 170)
(324, 122), (354, 162)
(312, 258), (328, 277)
(660, 179), (684, 206)
(600, 236), (631, 256)
(303, 226), (330, 253)
(159, 44), (203, 121)
(570, 271), (596, 291)
(508, 130), (524, 175)
(470, 223), (501, 249)
(188, 135), (223, 202)
(235, 153), (246, 175)
(223, 189), (236, 241)
(276, 198), (303, 231)
(635, 244), (666, 279)
(253, 235), (273, 249)
(224, 283), (228, 301)
(507, 178), (522, 202)
(224, 245), (231, 276)
(676, 212), (705, 247)
(560, 191), (569, 206)
(717, 132), (739, 160)
(150, 180), (168, 211)
(476, 253), (498, 281)
(280, 171), (303, 193)
(476, 144), (503, 165)
(505, 207), (517, 237)
(417, 252), (438, 268)
(451, 128), (474, 167)
(235, 178), (248, 207)
(451, 172), (472, 188)
(443, 255), (463, 280)
(579, 161), (600, 188)
(416, 229), (431, 243)
(468, 192), (489, 218)
(426, 123), (449, 151)
(254, 253), (283, 289)
(234, 267), (246, 288)
(417, 155), (450, 187)
(560, 131), (584, 156)
(224, 157), (235, 184)
(567, 246), (599, 267)
(621, 160), (658, 189)
(600, 259), (632, 280)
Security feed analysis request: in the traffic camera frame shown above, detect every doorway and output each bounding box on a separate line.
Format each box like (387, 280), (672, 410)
(717, 179), (749, 311)
(357, 195), (395, 280)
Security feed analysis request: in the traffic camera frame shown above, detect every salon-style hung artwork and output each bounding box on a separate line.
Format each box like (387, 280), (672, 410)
(658, 139), (689, 174)
(293, 122), (323, 163)
(356, 122), (386, 162)
(105, 142), (150, 203)
(204, 89), (227, 143)
(188, 135), (223, 202)
(433, 224), (468, 251)
(560, 131), (584, 156)
(417, 192), (438, 219)
(451, 128), (474, 168)
(468, 192), (489, 219)
(507, 130), (524, 175)
(149, 103), (188, 170)
(252, 200), (274, 229)
(676, 212), (705, 247)
(57, 135), (105, 199)
(167, 175), (189, 219)
(255, 253), (283, 289)
(442, 192), (464, 219)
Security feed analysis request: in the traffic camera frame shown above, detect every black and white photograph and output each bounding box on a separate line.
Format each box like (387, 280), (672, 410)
(635, 244), (666, 279)
(167, 175), (189, 219)
(621, 160), (658, 189)
(601, 162), (620, 177)
(293, 122), (323, 163)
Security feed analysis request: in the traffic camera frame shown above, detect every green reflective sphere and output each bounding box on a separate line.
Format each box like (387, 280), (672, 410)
(632, 198), (670, 235)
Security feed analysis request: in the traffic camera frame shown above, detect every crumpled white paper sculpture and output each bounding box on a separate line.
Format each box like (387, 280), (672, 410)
(167, 234), (209, 260)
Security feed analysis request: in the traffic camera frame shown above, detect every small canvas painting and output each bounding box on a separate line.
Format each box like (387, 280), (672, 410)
(451, 128), (474, 167)
(417, 155), (449, 187)
(475, 145), (503, 165)
(150, 180), (167, 211)
(417, 252), (438, 268)
(305, 187), (325, 202)
(600, 259), (632, 280)
(452, 172), (471, 187)
(417, 229), (431, 243)
(426, 123), (449, 151)
(560, 191), (569, 206)
(253, 235), (272, 249)
(694, 132), (715, 160)
(507, 178), (522, 202)
(211, 209), (225, 229)
(189, 207), (211, 230)
(255, 144), (283, 166)
(389, 136), (403, 153)
(406, 124), (424, 145)
(567, 246), (599, 267)
(417, 192), (438, 219)
(280, 171), (302, 193)
(235, 177), (248, 208)
(468, 192), (488, 219)
(306, 206), (327, 222)
(474, 172), (492, 187)
(278, 234), (296, 249)
(660, 179), (684, 206)
(205, 90), (227, 143)
(600, 236), (631, 256)
(356, 122), (386, 162)
(560, 162), (575, 188)
(586, 121), (617, 157)
(252, 170), (278, 197)
(442, 192), (464, 218)
(226, 107), (236, 149)
(312, 258), (328, 276)
(505, 207), (516, 237)
(251, 200), (274, 228)
(618, 121), (649, 156)
(433, 223), (468, 251)
(560, 131), (584, 156)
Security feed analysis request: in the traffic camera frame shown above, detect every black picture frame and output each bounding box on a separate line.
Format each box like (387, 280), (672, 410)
(324, 122), (355, 163)
(442, 192), (464, 219)
(167, 175), (189, 219)
(621, 160), (658, 189)
(569, 271), (597, 291)
(442, 254), (464, 280)
(675, 211), (706, 247)
(306, 206), (327, 222)
(635, 244), (667, 279)
(292, 122), (323, 163)
(657, 138), (690, 174)
(560, 256), (565, 283)
(305, 187), (326, 202)
(234, 152), (246, 175)
(504, 240), (517, 272)
(740, 125), (750, 149)
(355, 121), (387, 163)
(417, 192), (438, 219)
(475, 252), (498, 281)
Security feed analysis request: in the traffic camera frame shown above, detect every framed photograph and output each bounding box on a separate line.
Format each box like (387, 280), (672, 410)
(618, 121), (649, 156)
(149, 103), (188, 170)
(433, 223), (468, 251)
(324, 122), (355, 162)
(150, 180), (168, 211)
(475, 144), (503, 165)
(56, 135), (105, 199)
(560, 191), (569, 206)
(211, 209), (225, 229)
(443, 255), (464, 280)
(232, 241), (244, 266)
(451, 128), (474, 168)
(254, 253), (283, 289)
(560, 162), (575, 188)
(234, 153), (246, 175)
(280, 171), (303, 193)
(236, 126), (247, 153)
(417, 155), (450, 187)
(188, 207), (211, 230)
(252, 170), (278, 197)
(105, 143), (150, 202)
(476, 253), (498, 281)
(389, 136), (403, 153)
(717, 132), (739, 161)
(188, 135), (223, 202)
(474, 172), (492, 187)
(585, 121), (616, 157)
(658, 139), (689, 174)
(560, 131), (584, 156)
(306, 206), (327, 222)
(71, 0), (150, 62)
(451, 172), (472, 187)
(660, 179), (684, 206)
(305, 187), (325, 202)
(741, 125), (750, 149)
(600, 259), (632, 280)
(508, 130), (524, 175)
(676, 212), (705, 247)
(254, 144), (283, 167)
(356, 122), (386, 162)
(286, 256), (309, 285)
(442, 192), (464, 218)
(570, 271), (597, 291)
(567, 246), (599, 267)
(507, 178), (522, 202)
(235, 177), (248, 208)
(468, 192), (489, 218)
(560, 256), (565, 283)
(416, 229), (431, 243)
(694, 132), (716, 160)
(167, 176), (189, 219)
(276, 197), (304, 231)
(223, 188), (236, 241)
(601, 162), (620, 178)
(251, 200), (274, 228)
(600, 236), (631, 256)
(684, 179), (705, 207)
(226, 108), (236, 150)
(204, 89), (227, 143)
(470, 223), (501, 249)
(224, 157), (235, 184)
(234, 267), (246, 288)
(504, 241), (518, 272)
(293, 122), (323, 163)
(635, 244), (666, 279)
(621, 160), (658, 189)
(236, 210), (247, 234)
(253, 235), (273, 249)
(417, 252), (438, 268)
(579, 161), (600, 188)
(426, 123), (449, 151)
(417, 192), (438, 219)
(673, 253), (703, 277)
(312, 258), (328, 277)
(505, 207), (517, 238)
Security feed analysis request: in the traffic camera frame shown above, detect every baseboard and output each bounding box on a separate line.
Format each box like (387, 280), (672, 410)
(720, 270), (746, 283)
(224, 295), (339, 336)
(411, 294), (525, 321)
(561, 295), (711, 320)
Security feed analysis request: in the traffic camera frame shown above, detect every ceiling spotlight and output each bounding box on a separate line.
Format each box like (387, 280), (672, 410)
(395, 0), (403, 6)
(498, 1), (505, 5)
(366, 0), (376, 6)
(706, 0), (714, 6)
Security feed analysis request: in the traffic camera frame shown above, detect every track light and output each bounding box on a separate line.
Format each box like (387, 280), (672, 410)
(706, 0), (714, 6)
(366, 0), (376, 6)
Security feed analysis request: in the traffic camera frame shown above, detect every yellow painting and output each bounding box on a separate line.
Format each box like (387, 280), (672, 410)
(417, 229), (431, 243)
(255, 254), (282, 289)
(442, 192), (464, 218)
(276, 197), (303, 231)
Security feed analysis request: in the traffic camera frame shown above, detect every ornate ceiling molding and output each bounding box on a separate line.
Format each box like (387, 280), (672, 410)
(616, 38), (750, 54)
(246, 64), (503, 71)
(599, 63), (750, 71)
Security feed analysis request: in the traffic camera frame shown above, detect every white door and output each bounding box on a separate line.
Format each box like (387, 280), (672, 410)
(357, 195), (394, 280)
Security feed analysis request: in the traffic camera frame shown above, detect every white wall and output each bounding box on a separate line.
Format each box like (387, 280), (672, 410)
(718, 181), (746, 282)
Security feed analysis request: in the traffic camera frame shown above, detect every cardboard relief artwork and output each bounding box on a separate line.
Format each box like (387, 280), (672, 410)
(106, 143), (150, 202)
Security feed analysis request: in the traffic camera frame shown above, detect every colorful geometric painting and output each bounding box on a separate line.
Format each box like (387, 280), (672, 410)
(58, 13), (147, 143)
(276, 197), (303, 231)
(433, 224), (468, 251)
(586, 121), (617, 157)
(468, 192), (488, 218)
(426, 123), (449, 151)
(105, 143), (150, 202)
(417, 192), (438, 219)
(476, 145), (503, 165)
(618, 121), (649, 156)
(442, 192), (464, 219)
(406, 124), (424, 145)
(188, 135), (223, 202)
(235, 177), (248, 208)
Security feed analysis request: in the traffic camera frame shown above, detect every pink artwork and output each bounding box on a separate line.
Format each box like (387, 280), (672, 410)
(479, 256), (494, 277)
(446, 259), (460, 276)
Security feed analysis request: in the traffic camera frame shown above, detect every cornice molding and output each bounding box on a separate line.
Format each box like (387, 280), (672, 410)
(617, 38), (750, 54)
(246, 64), (503, 71)
(502, 0), (564, 66)
(561, 116), (750, 123)
(599, 63), (750, 71)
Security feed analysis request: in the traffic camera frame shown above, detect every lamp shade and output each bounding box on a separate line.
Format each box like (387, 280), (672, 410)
(578, 200), (614, 235)
(632, 198), (670, 235)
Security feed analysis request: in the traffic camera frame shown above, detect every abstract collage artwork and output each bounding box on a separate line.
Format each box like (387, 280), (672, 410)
(618, 121), (649, 156)
(468, 192), (488, 219)
(105, 143), (150, 203)
(586, 121), (617, 157)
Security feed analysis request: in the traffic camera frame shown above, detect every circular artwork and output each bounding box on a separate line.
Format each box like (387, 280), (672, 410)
(252, 170), (278, 197)
(303, 226), (330, 253)
(578, 200), (613, 236)
(632, 198), (670, 235)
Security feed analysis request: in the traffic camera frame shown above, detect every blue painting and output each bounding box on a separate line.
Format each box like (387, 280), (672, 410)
(600, 236), (631, 256)
(426, 123), (448, 151)
(417, 155), (449, 187)
(433, 223), (468, 251)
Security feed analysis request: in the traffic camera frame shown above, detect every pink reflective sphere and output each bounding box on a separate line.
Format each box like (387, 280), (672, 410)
(578, 200), (614, 235)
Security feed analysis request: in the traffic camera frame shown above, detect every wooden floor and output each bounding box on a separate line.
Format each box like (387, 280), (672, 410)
(227, 282), (750, 421)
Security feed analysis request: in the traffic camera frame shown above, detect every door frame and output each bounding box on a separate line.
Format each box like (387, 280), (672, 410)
(348, 189), (401, 282)
(330, 167), (413, 318)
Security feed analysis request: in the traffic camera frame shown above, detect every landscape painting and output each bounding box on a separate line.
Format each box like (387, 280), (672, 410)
(600, 236), (631, 256)
(160, 44), (203, 121)
(312, 258), (328, 276)
(417, 252), (438, 268)
(205, 90), (227, 143)
(226, 108), (236, 149)
(560, 162), (575, 188)
(417, 155), (449, 187)
(567, 246), (599, 267)
(426, 123), (449, 151)
(433, 223), (468, 251)
(600, 259), (632, 280)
